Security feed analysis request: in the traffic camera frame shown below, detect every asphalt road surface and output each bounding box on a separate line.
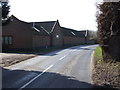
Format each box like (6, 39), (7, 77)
(2, 45), (98, 89)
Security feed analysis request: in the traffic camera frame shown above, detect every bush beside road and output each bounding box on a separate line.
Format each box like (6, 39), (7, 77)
(92, 46), (120, 89)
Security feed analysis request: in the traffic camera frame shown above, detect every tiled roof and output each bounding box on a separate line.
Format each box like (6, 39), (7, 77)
(29, 21), (57, 34)
(32, 25), (50, 36)
(79, 30), (88, 37)
(10, 15), (52, 36)
(61, 27), (85, 37)
(11, 15), (49, 35)
(10, 15), (86, 37)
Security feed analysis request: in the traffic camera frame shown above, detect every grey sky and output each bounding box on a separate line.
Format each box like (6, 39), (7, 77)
(9, 0), (103, 31)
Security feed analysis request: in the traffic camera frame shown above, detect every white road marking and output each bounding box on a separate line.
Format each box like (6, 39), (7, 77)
(61, 50), (77, 58)
(59, 55), (67, 60)
(18, 47), (81, 89)
(18, 64), (53, 89)
(19, 54), (68, 89)
(72, 50), (77, 52)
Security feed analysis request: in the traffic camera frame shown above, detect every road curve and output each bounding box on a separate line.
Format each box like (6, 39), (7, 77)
(2, 45), (98, 88)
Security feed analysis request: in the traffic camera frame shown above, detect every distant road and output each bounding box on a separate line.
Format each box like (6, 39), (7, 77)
(2, 45), (98, 88)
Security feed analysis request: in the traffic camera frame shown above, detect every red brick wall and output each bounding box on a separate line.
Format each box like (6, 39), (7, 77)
(2, 17), (33, 49)
(32, 35), (51, 49)
(63, 36), (85, 46)
(52, 21), (63, 47)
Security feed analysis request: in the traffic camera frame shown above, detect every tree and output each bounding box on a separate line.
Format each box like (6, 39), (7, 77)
(88, 30), (98, 41)
(1, 1), (10, 25)
(97, 2), (120, 61)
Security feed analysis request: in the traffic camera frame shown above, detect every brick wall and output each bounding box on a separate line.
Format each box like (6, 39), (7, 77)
(2, 16), (33, 49)
(63, 36), (85, 46)
(52, 21), (63, 47)
(32, 35), (51, 49)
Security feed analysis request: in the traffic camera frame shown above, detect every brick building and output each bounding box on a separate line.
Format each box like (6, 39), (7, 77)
(2, 15), (87, 50)
(2, 16), (33, 50)
(2, 15), (64, 50)
(61, 27), (85, 46)
(32, 20), (63, 47)
(2, 16), (51, 50)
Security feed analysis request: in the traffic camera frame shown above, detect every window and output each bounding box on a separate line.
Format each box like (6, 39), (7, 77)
(2, 36), (13, 45)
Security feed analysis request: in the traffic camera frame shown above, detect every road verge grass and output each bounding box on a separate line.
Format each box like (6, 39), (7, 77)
(94, 46), (102, 59)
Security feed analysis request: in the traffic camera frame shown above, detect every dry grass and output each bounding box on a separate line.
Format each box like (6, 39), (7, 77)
(0, 53), (36, 67)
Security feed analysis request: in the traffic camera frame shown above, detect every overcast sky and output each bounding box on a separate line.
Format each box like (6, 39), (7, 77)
(9, 0), (103, 31)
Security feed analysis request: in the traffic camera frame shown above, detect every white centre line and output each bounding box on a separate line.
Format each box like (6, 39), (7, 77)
(72, 50), (77, 52)
(59, 55), (67, 60)
(19, 53), (70, 89)
(18, 64), (53, 90)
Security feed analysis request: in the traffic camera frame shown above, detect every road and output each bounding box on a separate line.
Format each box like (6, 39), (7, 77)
(2, 45), (97, 89)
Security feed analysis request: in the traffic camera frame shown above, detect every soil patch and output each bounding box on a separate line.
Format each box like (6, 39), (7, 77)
(92, 57), (120, 89)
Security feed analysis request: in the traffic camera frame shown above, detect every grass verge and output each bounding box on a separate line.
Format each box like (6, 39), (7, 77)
(94, 46), (102, 59)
